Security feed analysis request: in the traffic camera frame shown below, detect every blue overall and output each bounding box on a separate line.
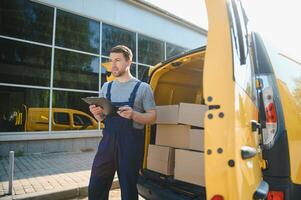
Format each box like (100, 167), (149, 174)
(88, 81), (144, 200)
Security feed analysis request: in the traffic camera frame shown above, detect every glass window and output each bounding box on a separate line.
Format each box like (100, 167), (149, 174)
(101, 57), (111, 86)
(54, 49), (99, 91)
(0, 86), (50, 132)
(229, 0), (253, 98)
(0, 0), (54, 44)
(53, 112), (69, 125)
(131, 64), (137, 78)
(138, 34), (164, 65)
(73, 114), (92, 126)
(229, 0), (247, 65)
(166, 43), (187, 59)
(100, 57), (136, 86)
(102, 24), (136, 60)
(56, 10), (100, 53)
(138, 65), (151, 83)
(0, 38), (52, 86)
(52, 90), (97, 131)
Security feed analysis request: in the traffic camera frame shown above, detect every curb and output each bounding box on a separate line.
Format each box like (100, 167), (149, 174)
(0, 179), (119, 200)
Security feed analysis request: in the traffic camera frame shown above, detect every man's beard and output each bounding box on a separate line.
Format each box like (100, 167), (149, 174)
(112, 68), (126, 77)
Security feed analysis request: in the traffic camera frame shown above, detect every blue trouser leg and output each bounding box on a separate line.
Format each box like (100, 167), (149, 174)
(117, 127), (144, 200)
(88, 131), (116, 200)
(117, 163), (140, 200)
(88, 174), (114, 200)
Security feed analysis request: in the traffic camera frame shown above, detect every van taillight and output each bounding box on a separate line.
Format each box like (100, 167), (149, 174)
(267, 191), (284, 200)
(211, 195), (224, 200)
(265, 102), (277, 123)
(262, 87), (278, 147)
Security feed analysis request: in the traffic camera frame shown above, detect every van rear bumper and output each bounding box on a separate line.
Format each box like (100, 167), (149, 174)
(264, 176), (301, 200)
(138, 177), (190, 200)
(137, 170), (206, 200)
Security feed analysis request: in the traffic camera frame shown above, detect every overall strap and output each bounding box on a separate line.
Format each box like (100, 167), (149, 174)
(106, 81), (113, 101)
(128, 81), (142, 107)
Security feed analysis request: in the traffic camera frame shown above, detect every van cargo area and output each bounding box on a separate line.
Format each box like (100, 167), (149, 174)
(151, 48), (206, 106)
(138, 48), (208, 200)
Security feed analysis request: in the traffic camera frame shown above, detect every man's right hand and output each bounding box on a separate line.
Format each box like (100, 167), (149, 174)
(89, 105), (104, 122)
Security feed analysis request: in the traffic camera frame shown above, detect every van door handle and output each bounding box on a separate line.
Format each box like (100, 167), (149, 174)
(251, 120), (261, 132)
(253, 180), (269, 199)
(241, 146), (257, 159)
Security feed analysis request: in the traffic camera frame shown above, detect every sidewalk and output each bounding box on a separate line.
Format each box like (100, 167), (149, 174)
(74, 189), (145, 200)
(0, 151), (119, 200)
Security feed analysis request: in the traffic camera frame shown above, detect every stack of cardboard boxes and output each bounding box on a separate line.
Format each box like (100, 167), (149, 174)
(147, 103), (208, 186)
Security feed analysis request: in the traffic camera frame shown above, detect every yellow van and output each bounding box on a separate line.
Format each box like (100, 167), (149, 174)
(137, 0), (301, 199)
(23, 107), (98, 131)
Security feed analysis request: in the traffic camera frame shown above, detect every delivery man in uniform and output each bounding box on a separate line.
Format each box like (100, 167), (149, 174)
(88, 45), (156, 200)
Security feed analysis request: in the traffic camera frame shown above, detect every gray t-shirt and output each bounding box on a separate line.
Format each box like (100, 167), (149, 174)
(100, 78), (156, 129)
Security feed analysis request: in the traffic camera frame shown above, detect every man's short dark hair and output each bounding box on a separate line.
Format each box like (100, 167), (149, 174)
(110, 45), (133, 61)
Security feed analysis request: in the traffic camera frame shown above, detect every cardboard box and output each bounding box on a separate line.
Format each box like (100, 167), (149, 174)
(156, 124), (190, 149)
(155, 105), (179, 124)
(156, 103), (208, 127)
(174, 149), (205, 186)
(189, 129), (204, 151)
(147, 144), (175, 175)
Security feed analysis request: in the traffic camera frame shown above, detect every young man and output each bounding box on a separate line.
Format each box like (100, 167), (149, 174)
(88, 45), (156, 200)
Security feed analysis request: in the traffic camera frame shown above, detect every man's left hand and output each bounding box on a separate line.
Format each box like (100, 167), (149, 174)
(117, 106), (134, 119)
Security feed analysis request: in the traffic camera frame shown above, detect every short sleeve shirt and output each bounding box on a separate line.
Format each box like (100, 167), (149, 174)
(100, 78), (156, 129)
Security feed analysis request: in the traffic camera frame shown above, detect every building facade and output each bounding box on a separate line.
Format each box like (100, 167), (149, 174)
(0, 0), (207, 156)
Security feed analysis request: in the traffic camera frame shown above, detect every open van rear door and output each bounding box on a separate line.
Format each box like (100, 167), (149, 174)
(203, 0), (268, 199)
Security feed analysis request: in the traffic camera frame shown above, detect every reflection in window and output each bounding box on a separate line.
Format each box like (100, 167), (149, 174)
(166, 43), (187, 59)
(73, 114), (92, 126)
(54, 49), (99, 91)
(101, 57), (111, 86)
(138, 65), (151, 83)
(52, 90), (97, 131)
(131, 64), (137, 78)
(0, 38), (51, 86)
(56, 10), (100, 53)
(101, 58), (137, 86)
(0, 0), (54, 44)
(138, 34), (164, 65)
(229, 2), (252, 98)
(0, 86), (50, 132)
(54, 112), (69, 125)
(102, 24), (136, 60)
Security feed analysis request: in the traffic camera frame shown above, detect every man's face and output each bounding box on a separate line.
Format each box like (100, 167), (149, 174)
(109, 52), (131, 77)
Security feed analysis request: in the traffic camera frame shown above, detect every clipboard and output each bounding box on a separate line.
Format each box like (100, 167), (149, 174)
(81, 97), (117, 116)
